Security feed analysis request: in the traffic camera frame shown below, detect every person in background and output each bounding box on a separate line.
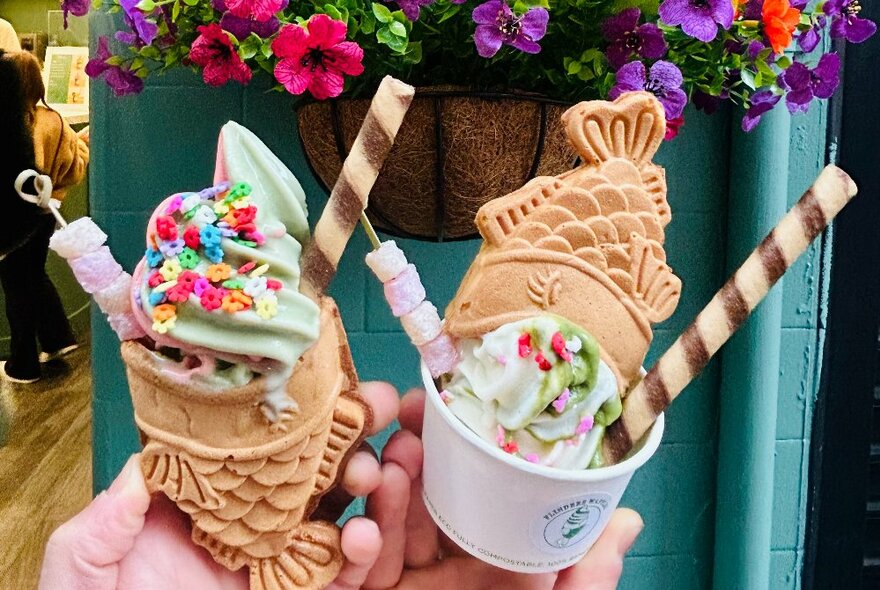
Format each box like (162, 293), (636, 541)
(0, 50), (88, 383)
(0, 17), (21, 52)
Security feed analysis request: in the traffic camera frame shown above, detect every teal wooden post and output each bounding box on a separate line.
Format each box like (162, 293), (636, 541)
(712, 106), (791, 588)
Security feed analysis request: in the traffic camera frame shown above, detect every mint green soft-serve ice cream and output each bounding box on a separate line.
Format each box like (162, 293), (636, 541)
(443, 315), (622, 469)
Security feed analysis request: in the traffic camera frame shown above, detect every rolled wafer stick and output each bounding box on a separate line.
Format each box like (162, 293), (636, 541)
(301, 76), (415, 298)
(602, 164), (858, 464)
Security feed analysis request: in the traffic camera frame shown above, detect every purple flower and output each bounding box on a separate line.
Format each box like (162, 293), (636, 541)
(741, 89), (781, 131)
(780, 53), (841, 114)
(797, 15), (826, 52)
(610, 60), (688, 119)
(61, 0), (90, 29)
(220, 12), (281, 38)
(472, 0), (549, 58)
(602, 8), (667, 69)
(213, 0), (287, 39)
(115, 0), (159, 46)
(693, 87), (729, 114)
(824, 0), (877, 44)
(658, 0), (734, 42)
(747, 39), (774, 61)
(395, 0), (437, 21)
(85, 37), (144, 96)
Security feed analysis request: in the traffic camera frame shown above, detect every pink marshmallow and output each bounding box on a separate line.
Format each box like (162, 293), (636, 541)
(49, 217), (108, 260)
(107, 312), (147, 341)
(366, 241), (409, 283)
(384, 264), (426, 317)
(418, 332), (460, 378)
(401, 301), (442, 345)
(94, 272), (134, 316)
(68, 246), (124, 294)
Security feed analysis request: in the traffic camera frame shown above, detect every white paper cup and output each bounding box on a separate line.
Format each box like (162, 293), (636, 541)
(420, 361), (663, 573)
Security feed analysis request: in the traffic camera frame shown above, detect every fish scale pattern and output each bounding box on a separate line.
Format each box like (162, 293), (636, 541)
(445, 92), (684, 392)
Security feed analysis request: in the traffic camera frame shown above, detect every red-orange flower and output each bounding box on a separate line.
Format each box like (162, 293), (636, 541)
(762, 0), (801, 54)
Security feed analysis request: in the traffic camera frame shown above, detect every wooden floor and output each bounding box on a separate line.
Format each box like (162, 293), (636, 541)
(0, 344), (92, 590)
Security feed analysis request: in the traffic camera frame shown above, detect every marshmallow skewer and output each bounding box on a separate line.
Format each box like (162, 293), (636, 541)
(50, 218), (147, 341)
(362, 217), (459, 378)
(14, 169), (145, 342)
(300, 76), (415, 299)
(602, 165), (858, 464)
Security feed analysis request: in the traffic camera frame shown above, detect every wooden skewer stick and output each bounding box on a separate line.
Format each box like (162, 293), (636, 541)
(602, 165), (859, 464)
(301, 76), (415, 299)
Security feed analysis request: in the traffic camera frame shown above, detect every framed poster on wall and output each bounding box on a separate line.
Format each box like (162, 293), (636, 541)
(42, 46), (89, 124)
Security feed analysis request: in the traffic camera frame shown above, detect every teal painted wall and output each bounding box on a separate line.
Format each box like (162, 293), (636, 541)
(87, 13), (829, 588)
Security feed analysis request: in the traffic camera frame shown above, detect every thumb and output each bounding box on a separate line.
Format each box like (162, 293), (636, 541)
(554, 508), (643, 590)
(39, 454), (151, 590)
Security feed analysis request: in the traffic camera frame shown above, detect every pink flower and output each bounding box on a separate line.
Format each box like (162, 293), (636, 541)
(271, 15), (364, 100)
(225, 0), (286, 22)
(189, 24), (252, 87)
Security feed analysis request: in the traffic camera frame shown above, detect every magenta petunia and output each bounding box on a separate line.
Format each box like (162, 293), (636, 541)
(271, 15), (364, 100)
(610, 60), (687, 119)
(85, 36), (144, 96)
(225, 0), (286, 22)
(472, 0), (549, 58)
(602, 8), (667, 69)
(61, 0), (89, 29)
(189, 24), (253, 87)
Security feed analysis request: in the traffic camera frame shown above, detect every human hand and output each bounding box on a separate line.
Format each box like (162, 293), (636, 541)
(38, 382), (401, 590)
(357, 388), (644, 590)
(76, 125), (90, 145)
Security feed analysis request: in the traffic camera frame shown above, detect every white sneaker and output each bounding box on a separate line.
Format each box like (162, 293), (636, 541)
(39, 344), (80, 363)
(0, 361), (40, 384)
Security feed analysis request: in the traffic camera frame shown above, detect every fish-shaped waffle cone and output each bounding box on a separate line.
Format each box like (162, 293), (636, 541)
(121, 297), (369, 590)
(445, 93), (681, 392)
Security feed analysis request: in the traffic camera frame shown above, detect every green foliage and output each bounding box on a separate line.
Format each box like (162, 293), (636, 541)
(79, 0), (841, 114)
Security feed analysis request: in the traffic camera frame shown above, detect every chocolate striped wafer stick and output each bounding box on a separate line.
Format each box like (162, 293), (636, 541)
(602, 165), (858, 463)
(301, 76), (415, 298)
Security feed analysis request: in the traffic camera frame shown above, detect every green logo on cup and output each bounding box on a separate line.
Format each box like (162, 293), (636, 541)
(539, 494), (610, 550)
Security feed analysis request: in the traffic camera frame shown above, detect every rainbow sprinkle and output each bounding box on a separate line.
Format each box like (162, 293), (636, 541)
(143, 182), (282, 331)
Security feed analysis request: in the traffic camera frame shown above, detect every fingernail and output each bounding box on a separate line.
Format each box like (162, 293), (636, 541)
(108, 455), (142, 497)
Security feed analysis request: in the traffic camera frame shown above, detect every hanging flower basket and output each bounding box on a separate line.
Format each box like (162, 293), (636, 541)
(296, 88), (578, 241)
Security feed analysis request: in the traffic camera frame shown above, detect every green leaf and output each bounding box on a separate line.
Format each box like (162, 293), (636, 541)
(389, 20), (407, 37)
(753, 71), (763, 88)
(140, 45), (160, 59)
(183, 0), (199, 6)
(360, 15), (376, 34)
(756, 58), (775, 79)
(437, 5), (461, 23)
(130, 57), (145, 70)
(261, 41), (273, 59)
(372, 3), (393, 23)
(387, 35), (407, 52)
(741, 68), (757, 90)
(377, 26), (395, 45)
(172, 0), (180, 21)
(567, 60), (582, 75)
(135, 0), (155, 11)
(776, 55), (792, 69)
(403, 41), (422, 64)
(106, 56), (124, 66)
(323, 4), (342, 20)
